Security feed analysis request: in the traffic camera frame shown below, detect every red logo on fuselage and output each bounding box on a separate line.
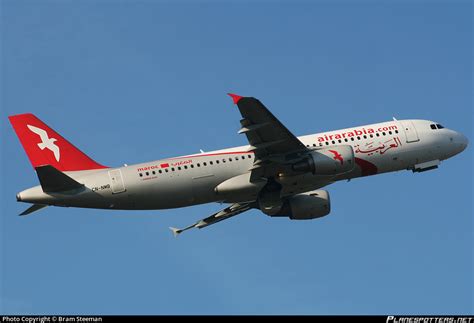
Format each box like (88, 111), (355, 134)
(172, 160), (192, 167)
(329, 150), (343, 165)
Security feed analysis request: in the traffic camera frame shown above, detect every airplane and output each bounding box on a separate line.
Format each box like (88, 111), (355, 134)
(9, 94), (468, 236)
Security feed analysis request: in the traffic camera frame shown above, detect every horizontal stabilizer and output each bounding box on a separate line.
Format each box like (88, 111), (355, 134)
(35, 165), (84, 193)
(19, 204), (47, 216)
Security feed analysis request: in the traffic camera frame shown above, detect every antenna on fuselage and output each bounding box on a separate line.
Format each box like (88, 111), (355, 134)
(392, 117), (398, 121)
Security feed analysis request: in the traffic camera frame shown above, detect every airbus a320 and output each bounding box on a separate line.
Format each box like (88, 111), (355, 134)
(9, 94), (468, 236)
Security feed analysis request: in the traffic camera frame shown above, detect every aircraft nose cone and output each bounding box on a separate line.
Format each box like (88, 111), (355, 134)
(451, 131), (468, 155)
(16, 193), (22, 201)
(456, 132), (468, 152)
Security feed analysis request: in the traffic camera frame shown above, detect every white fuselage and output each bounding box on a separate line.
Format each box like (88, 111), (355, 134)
(17, 119), (468, 210)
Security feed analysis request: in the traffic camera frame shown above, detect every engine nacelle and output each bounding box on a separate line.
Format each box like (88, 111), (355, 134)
(271, 190), (331, 220)
(292, 145), (355, 175)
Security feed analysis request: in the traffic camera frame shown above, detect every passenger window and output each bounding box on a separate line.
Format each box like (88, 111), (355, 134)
(216, 160), (219, 164)
(389, 131), (392, 135)
(159, 170), (162, 173)
(313, 143), (316, 147)
(319, 143), (323, 146)
(190, 165), (194, 168)
(222, 159), (226, 163)
(363, 135), (367, 139)
(152, 171), (156, 175)
(338, 140), (341, 143)
(197, 163), (200, 167)
(229, 158), (232, 162)
(146, 172), (149, 176)
(139, 173), (143, 177)
(184, 166), (187, 169)
(350, 138), (354, 141)
(203, 162), (207, 166)
(344, 138), (348, 142)
(171, 168), (175, 172)
(241, 156), (245, 159)
(325, 142), (329, 145)
(436, 124), (444, 129)
(165, 169), (169, 172)
(382, 132), (386, 136)
(369, 134), (373, 138)
(376, 133), (380, 137)
(357, 136), (361, 140)
(209, 161), (213, 165)
(248, 155), (252, 158)
(178, 167), (181, 170)
(395, 130), (399, 134)
(235, 157), (238, 161)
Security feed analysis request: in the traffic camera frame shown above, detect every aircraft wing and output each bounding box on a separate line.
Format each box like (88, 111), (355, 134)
(169, 202), (255, 236)
(228, 93), (310, 179)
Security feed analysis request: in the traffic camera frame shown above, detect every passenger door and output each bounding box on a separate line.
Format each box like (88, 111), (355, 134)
(401, 121), (420, 143)
(109, 169), (126, 194)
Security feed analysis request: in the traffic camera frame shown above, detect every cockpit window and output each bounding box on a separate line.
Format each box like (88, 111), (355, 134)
(430, 124), (436, 130)
(436, 124), (444, 129)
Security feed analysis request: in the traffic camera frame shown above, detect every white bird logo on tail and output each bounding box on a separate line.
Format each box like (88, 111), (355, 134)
(27, 125), (60, 162)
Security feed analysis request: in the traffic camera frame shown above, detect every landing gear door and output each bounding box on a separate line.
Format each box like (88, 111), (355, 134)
(401, 121), (420, 143)
(109, 169), (126, 194)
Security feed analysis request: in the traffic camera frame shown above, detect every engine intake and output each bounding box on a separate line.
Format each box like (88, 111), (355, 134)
(292, 145), (355, 175)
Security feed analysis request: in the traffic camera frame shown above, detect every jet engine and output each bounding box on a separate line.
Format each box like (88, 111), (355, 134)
(292, 145), (355, 175)
(270, 190), (331, 220)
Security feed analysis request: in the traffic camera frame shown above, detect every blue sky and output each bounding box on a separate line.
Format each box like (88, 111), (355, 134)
(1, 0), (472, 315)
